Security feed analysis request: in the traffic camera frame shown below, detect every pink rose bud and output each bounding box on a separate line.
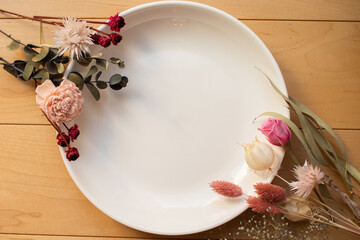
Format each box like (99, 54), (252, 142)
(68, 124), (80, 141)
(258, 118), (291, 146)
(66, 147), (79, 161)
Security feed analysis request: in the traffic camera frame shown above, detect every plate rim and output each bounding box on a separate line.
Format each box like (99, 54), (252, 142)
(61, 0), (289, 235)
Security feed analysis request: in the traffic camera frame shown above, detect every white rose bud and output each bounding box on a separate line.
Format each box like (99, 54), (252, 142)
(244, 138), (275, 171)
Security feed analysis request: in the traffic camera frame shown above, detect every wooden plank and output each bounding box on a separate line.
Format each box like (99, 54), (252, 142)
(0, 125), (359, 238)
(0, 234), (160, 240)
(0, 0), (360, 21)
(0, 20), (359, 128)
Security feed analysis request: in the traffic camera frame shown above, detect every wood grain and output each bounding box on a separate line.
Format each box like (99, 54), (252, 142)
(0, 0), (360, 21)
(0, 20), (359, 128)
(0, 125), (359, 239)
(0, 235), (160, 240)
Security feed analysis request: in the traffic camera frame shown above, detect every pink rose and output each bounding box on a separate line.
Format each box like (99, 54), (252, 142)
(36, 79), (84, 123)
(258, 118), (291, 146)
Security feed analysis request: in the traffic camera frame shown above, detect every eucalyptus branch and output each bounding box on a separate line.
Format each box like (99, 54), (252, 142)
(0, 57), (25, 73)
(0, 9), (110, 36)
(0, 29), (26, 47)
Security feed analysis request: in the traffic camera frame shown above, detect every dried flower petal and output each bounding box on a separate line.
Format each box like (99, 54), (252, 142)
(107, 13), (125, 32)
(109, 33), (122, 45)
(56, 132), (70, 147)
(210, 180), (242, 198)
(289, 161), (325, 198)
(66, 147), (79, 161)
(68, 124), (80, 141)
(246, 196), (281, 215)
(54, 17), (92, 59)
(254, 183), (286, 203)
(98, 36), (111, 48)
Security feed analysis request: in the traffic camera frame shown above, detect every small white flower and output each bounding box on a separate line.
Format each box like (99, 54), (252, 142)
(54, 17), (92, 59)
(244, 138), (276, 171)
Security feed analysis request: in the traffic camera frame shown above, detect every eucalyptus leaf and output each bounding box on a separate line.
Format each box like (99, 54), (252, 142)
(96, 59), (109, 70)
(23, 45), (38, 55)
(118, 61), (125, 68)
(91, 53), (103, 58)
(13, 60), (27, 72)
(75, 57), (91, 67)
(96, 81), (107, 89)
(109, 74), (122, 85)
(85, 65), (98, 79)
(6, 40), (20, 51)
(46, 61), (58, 74)
(42, 71), (49, 82)
(57, 63), (65, 74)
(68, 72), (84, 90)
(84, 76), (91, 83)
(23, 62), (34, 80)
(318, 184), (333, 199)
(95, 71), (102, 81)
(86, 82), (100, 100)
(33, 69), (47, 79)
(3, 64), (18, 77)
(32, 47), (49, 62)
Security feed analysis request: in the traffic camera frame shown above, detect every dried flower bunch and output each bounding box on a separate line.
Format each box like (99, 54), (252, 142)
(0, 9), (129, 161)
(210, 72), (360, 237)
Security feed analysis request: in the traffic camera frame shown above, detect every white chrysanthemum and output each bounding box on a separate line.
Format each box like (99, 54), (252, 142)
(54, 17), (92, 59)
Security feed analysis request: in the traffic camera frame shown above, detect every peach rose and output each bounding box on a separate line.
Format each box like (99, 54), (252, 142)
(36, 79), (84, 123)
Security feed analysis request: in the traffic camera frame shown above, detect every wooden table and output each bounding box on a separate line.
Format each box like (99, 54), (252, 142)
(0, 1), (359, 239)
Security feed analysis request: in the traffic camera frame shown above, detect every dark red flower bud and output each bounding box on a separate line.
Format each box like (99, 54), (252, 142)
(109, 33), (122, 45)
(57, 132), (70, 147)
(66, 147), (79, 161)
(107, 13), (125, 32)
(98, 36), (111, 48)
(90, 33), (101, 45)
(68, 124), (80, 141)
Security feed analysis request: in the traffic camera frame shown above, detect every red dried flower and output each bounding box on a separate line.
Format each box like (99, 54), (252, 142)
(246, 196), (281, 215)
(56, 132), (70, 147)
(98, 36), (111, 48)
(209, 180), (242, 198)
(66, 147), (79, 161)
(254, 183), (286, 203)
(68, 124), (80, 141)
(107, 13), (125, 32)
(109, 33), (122, 45)
(90, 33), (101, 45)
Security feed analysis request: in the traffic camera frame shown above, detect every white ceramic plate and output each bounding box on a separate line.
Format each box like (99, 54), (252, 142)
(62, 1), (289, 235)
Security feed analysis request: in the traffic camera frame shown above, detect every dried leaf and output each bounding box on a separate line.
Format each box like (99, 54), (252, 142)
(33, 69), (47, 79)
(85, 82), (100, 100)
(6, 40), (19, 51)
(318, 184), (332, 200)
(258, 70), (327, 166)
(23, 45), (38, 55)
(290, 97), (348, 162)
(75, 57), (91, 67)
